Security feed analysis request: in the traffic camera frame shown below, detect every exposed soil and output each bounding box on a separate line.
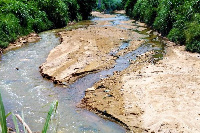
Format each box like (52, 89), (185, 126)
(81, 39), (200, 132)
(0, 33), (40, 60)
(40, 12), (145, 85)
(3, 33), (41, 52)
(40, 11), (200, 132)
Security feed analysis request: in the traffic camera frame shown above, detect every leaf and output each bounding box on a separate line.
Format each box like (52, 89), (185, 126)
(42, 100), (58, 133)
(12, 113), (20, 133)
(0, 91), (7, 133)
(21, 111), (27, 133)
(5, 112), (11, 118)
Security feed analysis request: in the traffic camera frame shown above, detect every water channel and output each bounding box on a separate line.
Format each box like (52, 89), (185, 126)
(0, 13), (165, 132)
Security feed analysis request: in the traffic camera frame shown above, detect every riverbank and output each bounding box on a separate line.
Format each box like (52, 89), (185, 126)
(81, 40), (200, 132)
(1, 33), (41, 53)
(40, 11), (145, 85)
(40, 11), (200, 132)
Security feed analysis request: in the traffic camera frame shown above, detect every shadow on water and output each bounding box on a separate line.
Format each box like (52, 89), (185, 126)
(0, 13), (166, 133)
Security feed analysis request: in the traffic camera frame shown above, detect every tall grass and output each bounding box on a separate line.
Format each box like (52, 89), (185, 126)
(0, 91), (7, 133)
(0, 90), (58, 133)
(12, 113), (20, 133)
(42, 100), (58, 133)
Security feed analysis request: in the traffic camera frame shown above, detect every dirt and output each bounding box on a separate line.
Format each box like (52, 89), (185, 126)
(81, 39), (200, 132)
(40, 11), (200, 132)
(40, 11), (144, 85)
(3, 33), (40, 52)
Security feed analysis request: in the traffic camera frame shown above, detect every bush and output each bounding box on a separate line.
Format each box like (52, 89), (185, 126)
(153, 0), (174, 36)
(132, 0), (158, 25)
(36, 0), (69, 28)
(125, 0), (137, 16)
(124, 0), (200, 53)
(0, 0), (52, 48)
(0, 0), (95, 48)
(167, 28), (185, 44)
(185, 14), (200, 52)
(64, 0), (82, 21)
(0, 13), (21, 48)
(97, 0), (123, 13)
(77, 0), (96, 19)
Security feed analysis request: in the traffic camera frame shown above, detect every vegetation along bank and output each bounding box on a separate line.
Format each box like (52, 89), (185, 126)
(123, 0), (200, 53)
(0, 0), (96, 48)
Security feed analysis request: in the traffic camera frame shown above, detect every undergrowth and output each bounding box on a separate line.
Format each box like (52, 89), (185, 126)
(96, 0), (123, 12)
(0, 0), (96, 48)
(124, 0), (200, 53)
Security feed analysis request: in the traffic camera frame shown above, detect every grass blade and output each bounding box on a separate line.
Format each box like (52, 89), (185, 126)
(12, 113), (20, 133)
(42, 101), (58, 133)
(5, 112), (11, 118)
(0, 91), (7, 133)
(21, 111), (27, 133)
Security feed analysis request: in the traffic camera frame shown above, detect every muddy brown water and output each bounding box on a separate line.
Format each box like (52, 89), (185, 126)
(0, 14), (165, 132)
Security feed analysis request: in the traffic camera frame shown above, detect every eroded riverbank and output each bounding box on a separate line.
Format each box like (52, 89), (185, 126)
(1, 29), (125, 132)
(40, 11), (150, 85)
(39, 11), (161, 132)
(39, 11), (200, 132)
(82, 42), (200, 132)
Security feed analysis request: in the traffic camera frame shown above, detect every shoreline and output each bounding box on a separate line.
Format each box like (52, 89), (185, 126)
(38, 11), (200, 132)
(39, 12), (132, 85)
(81, 39), (200, 132)
(1, 33), (41, 54)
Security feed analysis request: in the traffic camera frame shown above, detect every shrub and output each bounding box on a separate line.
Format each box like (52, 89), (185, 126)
(132, 0), (158, 25)
(185, 13), (200, 52)
(123, 0), (200, 52)
(125, 0), (137, 16)
(64, 0), (82, 21)
(0, 0), (52, 48)
(0, 0), (95, 48)
(153, 0), (173, 35)
(77, 0), (96, 19)
(97, 0), (123, 12)
(0, 13), (21, 48)
(143, 0), (158, 25)
(36, 0), (69, 28)
(168, 28), (185, 44)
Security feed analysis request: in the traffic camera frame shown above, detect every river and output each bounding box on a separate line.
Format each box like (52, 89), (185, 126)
(0, 13), (165, 132)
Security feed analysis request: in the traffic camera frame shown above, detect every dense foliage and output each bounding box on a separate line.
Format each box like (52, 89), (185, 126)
(0, 0), (95, 48)
(96, 0), (123, 12)
(124, 0), (200, 53)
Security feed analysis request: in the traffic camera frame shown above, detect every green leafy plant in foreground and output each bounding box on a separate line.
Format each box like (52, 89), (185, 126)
(0, 90), (58, 133)
(42, 100), (58, 133)
(0, 91), (7, 133)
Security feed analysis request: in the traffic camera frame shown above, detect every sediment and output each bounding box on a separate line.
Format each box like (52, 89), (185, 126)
(40, 11), (200, 132)
(3, 33), (41, 53)
(39, 11), (143, 85)
(81, 39), (200, 132)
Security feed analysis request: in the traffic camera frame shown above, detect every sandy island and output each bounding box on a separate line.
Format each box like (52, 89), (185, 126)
(40, 11), (200, 132)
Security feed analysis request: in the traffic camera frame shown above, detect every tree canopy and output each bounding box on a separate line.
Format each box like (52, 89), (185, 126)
(124, 0), (200, 53)
(0, 0), (96, 48)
